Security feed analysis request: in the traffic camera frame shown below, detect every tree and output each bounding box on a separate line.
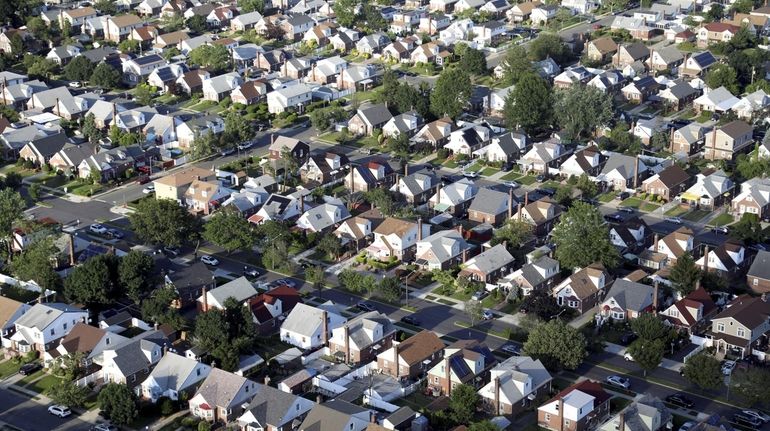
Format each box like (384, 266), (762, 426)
(141, 286), (184, 329)
(430, 67), (472, 119)
(464, 299), (484, 326)
(117, 39), (140, 54)
(469, 421), (498, 431)
(576, 174), (598, 197)
(363, 188), (396, 216)
(731, 367), (770, 407)
(682, 353), (723, 390)
(524, 319), (587, 370)
(730, 213), (766, 244)
(378, 277), (401, 302)
(317, 234), (343, 260)
(501, 45), (533, 85)
(554, 85), (613, 140)
(129, 198), (200, 247)
(186, 14), (208, 34)
(24, 56), (56, 81)
(551, 202), (619, 269)
(0, 188), (26, 250)
(47, 380), (89, 408)
(224, 111), (255, 143)
(668, 253), (701, 296)
(134, 84), (154, 106)
(705, 64), (739, 94)
(203, 209), (256, 254)
(64, 254), (119, 308)
(118, 251), (156, 303)
(745, 79), (770, 94)
(26, 17), (49, 41)
(98, 383), (138, 426)
(492, 219), (534, 249)
(333, 0), (357, 27)
(195, 298), (256, 371)
(627, 338), (664, 376)
(189, 44), (231, 73)
(11, 237), (61, 291)
(81, 114), (104, 144)
(63, 56), (92, 82)
(503, 72), (552, 135)
(519, 289), (561, 320)
(449, 384), (479, 424)
(190, 132), (217, 160)
(239, 0), (265, 13)
(305, 265), (326, 297)
(90, 63), (121, 89)
(459, 47), (487, 75)
(529, 32), (571, 64)
(28, 182), (41, 201)
(94, 0), (117, 15)
(630, 313), (671, 342)
(706, 3), (724, 21)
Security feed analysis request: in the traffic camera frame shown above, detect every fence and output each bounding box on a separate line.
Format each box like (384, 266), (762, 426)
(301, 347), (329, 365)
(683, 335), (709, 363)
(0, 273), (55, 300)
(312, 376), (348, 396)
(75, 370), (103, 388)
(363, 395), (400, 413)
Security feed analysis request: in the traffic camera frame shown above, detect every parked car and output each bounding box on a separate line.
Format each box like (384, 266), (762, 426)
(536, 174), (546, 182)
(619, 332), (637, 345)
(200, 255), (219, 266)
(722, 360), (736, 375)
(471, 290), (488, 301)
(19, 362), (41, 375)
(243, 267), (262, 278)
(137, 175), (150, 185)
(678, 422), (695, 431)
(237, 142), (253, 151)
(163, 246), (180, 256)
(665, 217), (683, 224)
(734, 412), (763, 429)
(501, 162), (513, 172)
(606, 375), (631, 389)
(91, 424), (119, 431)
(441, 175), (456, 184)
(501, 344), (521, 355)
(538, 188), (556, 197)
(482, 309), (494, 320)
(401, 315), (419, 325)
(604, 214), (622, 223)
(220, 147), (235, 156)
(357, 302), (375, 312)
(741, 410), (770, 424)
(463, 171), (479, 179)
(618, 207), (634, 213)
(713, 226), (728, 234)
(665, 393), (694, 409)
(68, 81), (82, 88)
(48, 405), (72, 418)
(89, 224), (108, 235)
(274, 278), (298, 288)
(142, 185), (155, 194)
(503, 180), (519, 189)
(106, 229), (124, 239)
(623, 352), (634, 361)
(617, 191), (630, 200)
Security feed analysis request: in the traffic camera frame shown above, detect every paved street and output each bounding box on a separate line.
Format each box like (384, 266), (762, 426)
(0, 387), (92, 431)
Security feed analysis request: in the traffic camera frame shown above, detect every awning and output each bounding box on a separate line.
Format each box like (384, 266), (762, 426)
(433, 202), (451, 212)
(680, 192), (701, 201)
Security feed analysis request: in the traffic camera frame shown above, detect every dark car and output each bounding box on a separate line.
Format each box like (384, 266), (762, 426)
(617, 191), (630, 200)
(619, 332), (637, 345)
(734, 413), (763, 429)
(357, 302), (375, 312)
(538, 188), (556, 197)
(536, 174), (546, 182)
(136, 175), (150, 185)
(618, 206), (634, 213)
(501, 162), (514, 172)
(243, 267), (262, 278)
(275, 278), (298, 288)
(19, 362), (41, 376)
(665, 393), (694, 409)
(604, 213), (623, 223)
(401, 315), (419, 325)
(106, 229), (124, 239)
(441, 175), (456, 184)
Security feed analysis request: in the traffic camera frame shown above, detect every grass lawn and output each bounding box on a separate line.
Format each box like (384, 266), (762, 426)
(394, 391), (435, 411)
(518, 175), (537, 185)
(481, 167), (500, 176)
(25, 374), (63, 394)
(597, 192), (615, 203)
(64, 181), (104, 197)
(464, 161), (482, 172)
(684, 209), (711, 222)
(694, 110), (713, 123)
(541, 180), (561, 189)
(16, 370), (44, 386)
(708, 213), (734, 226)
(0, 165), (36, 178)
(444, 159), (460, 169)
(500, 172), (521, 181)
(349, 87), (382, 102)
(0, 361), (20, 379)
(664, 205), (690, 217)
(610, 397), (632, 414)
(481, 295), (501, 308)
(620, 197), (643, 209)
(188, 100), (217, 112)
(640, 202), (660, 212)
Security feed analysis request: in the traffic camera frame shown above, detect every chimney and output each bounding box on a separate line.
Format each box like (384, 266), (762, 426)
(172, 117), (177, 137)
(669, 126), (675, 152)
(343, 325), (350, 363)
(55, 98), (60, 117)
(703, 245), (709, 273)
(436, 183), (442, 205)
(264, 375), (271, 385)
(508, 188), (514, 219)
(68, 234), (75, 266)
(525, 192), (529, 206)
(653, 233), (659, 252)
(711, 127), (717, 155)
(653, 281), (659, 311)
(322, 310), (328, 344)
(558, 397), (564, 431)
(404, 163), (408, 176)
(462, 247), (468, 263)
(201, 285), (208, 311)
(112, 102), (117, 120)
(619, 411), (625, 431)
(494, 377), (500, 415)
(417, 218), (423, 241)
(695, 278), (701, 291)
(370, 411), (377, 424)
(444, 356), (451, 395)
(271, 134), (275, 146)
(1, 82), (7, 106)
(300, 196), (305, 213)
(633, 155), (640, 189)
(393, 343), (399, 377)
(517, 202), (522, 221)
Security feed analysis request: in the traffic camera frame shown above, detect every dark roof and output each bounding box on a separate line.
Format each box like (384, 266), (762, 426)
(656, 165), (691, 188)
(691, 51), (716, 68)
(356, 103), (392, 127)
(27, 133), (67, 157)
(749, 250), (770, 281)
(167, 262), (213, 299)
(133, 54), (165, 66)
(667, 82), (698, 99)
(632, 75), (659, 91)
(720, 120), (752, 139)
(714, 294), (770, 329)
(623, 43), (650, 61)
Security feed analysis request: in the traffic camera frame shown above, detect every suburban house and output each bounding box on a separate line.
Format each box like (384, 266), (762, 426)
(197, 277), (259, 312)
(139, 352), (211, 402)
(49, 322), (127, 368)
(334, 216), (376, 252)
(391, 171), (440, 205)
(0, 297), (31, 349)
(697, 22), (739, 47)
(100, 330), (167, 388)
(346, 160), (395, 193)
(609, 217), (649, 253)
(376, 330), (444, 379)
(165, 263), (215, 309)
(621, 76), (660, 103)
(268, 135), (310, 165)
(553, 263), (609, 315)
(468, 188), (513, 226)
(507, 0), (541, 21)
(236, 384), (315, 430)
(707, 295), (770, 358)
(640, 165), (693, 201)
(415, 228), (469, 271)
(412, 117), (455, 149)
(296, 201), (351, 233)
(559, 146), (606, 178)
(299, 401), (370, 431)
(519, 141), (567, 174)
(10, 303), (87, 353)
(189, 368), (260, 424)
(613, 43), (651, 68)
(680, 170), (734, 210)
(538, 380), (611, 431)
(280, 302), (347, 350)
(598, 396), (673, 431)
(426, 339), (497, 396)
(660, 286), (717, 333)
(599, 279), (655, 321)
(639, 227), (695, 270)
(704, 120), (753, 161)
(300, 152), (350, 185)
(348, 104), (393, 136)
(507, 256), (560, 296)
(657, 82), (700, 110)
(479, 356), (552, 416)
(429, 178), (479, 216)
(459, 244), (515, 283)
(747, 250), (770, 294)
(266, 84), (313, 114)
(731, 177), (770, 220)
(695, 240), (746, 277)
(693, 86), (740, 113)
(250, 193), (302, 224)
(598, 154), (647, 190)
(105, 14), (144, 42)
(516, 198), (562, 237)
(366, 217), (430, 262)
(153, 167), (216, 202)
(586, 37), (618, 62)
(328, 311), (396, 364)
(671, 123), (708, 155)
(248, 286), (302, 334)
(473, 131), (528, 163)
(680, 51), (717, 77)
(183, 179), (230, 215)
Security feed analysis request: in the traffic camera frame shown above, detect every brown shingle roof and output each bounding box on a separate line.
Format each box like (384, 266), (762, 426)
(0, 296), (24, 329)
(719, 120), (752, 139)
(59, 322), (106, 354)
(397, 330), (444, 366)
(110, 14), (143, 28)
(374, 217), (415, 237)
(713, 295), (770, 329)
(589, 37), (618, 55)
(66, 6), (96, 18)
(657, 165), (691, 188)
(154, 166), (212, 187)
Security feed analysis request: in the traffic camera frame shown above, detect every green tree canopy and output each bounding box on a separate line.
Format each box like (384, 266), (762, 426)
(554, 85), (614, 140)
(0, 188), (29, 239)
(63, 56), (92, 82)
(90, 63), (122, 89)
(524, 319), (587, 370)
(64, 254), (120, 308)
(551, 202), (619, 269)
(705, 64), (739, 94)
(627, 338), (664, 376)
(47, 380), (90, 408)
(98, 383), (138, 426)
(668, 253), (701, 296)
(682, 353), (723, 390)
(186, 14), (208, 33)
(117, 39), (140, 54)
(141, 286), (184, 329)
(730, 213), (766, 244)
(203, 209), (256, 254)
(501, 45), (533, 85)
(529, 32), (571, 64)
(430, 67), (472, 119)
(449, 384), (479, 424)
(118, 250), (156, 303)
(194, 298), (256, 370)
(503, 72), (552, 135)
(731, 367), (770, 407)
(492, 219), (534, 250)
(459, 46), (488, 75)
(11, 237), (61, 291)
(239, 0), (265, 13)
(630, 313), (671, 342)
(129, 198), (201, 247)
(189, 44), (231, 73)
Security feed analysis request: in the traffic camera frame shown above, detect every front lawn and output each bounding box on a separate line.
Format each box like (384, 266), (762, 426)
(443, 159), (460, 169)
(500, 172), (521, 181)
(640, 202), (660, 212)
(664, 206), (690, 217)
(597, 192), (615, 203)
(620, 197), (643, 209)
(63, 180), (104, 197)
(694, 110), (713, 123)
(518, 175), (537, 185)
(16, 370), (44, 386)
(684, 209), (711, 222)
(0, 361), (20, 379)
(464, 162), (482, 173)
(481, 167), (500, 176)
(26, 374), (64, 394)
(708, 213), (734, 226)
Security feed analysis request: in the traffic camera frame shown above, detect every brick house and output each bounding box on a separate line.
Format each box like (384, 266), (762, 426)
(538, 380), (611, 431)
(731, 177), (770, 220)
(747, 250), (770, 294)
(329, 311), (396, 364)
(426, 339), (497, 396)
(552, 263), (610, 315)
(641, 165), (693, 201)
(479, 356), (552, 416)
(585, 37), (618, 63)
(458, 244), (515, 283)
(704, 120), (753, 161)
(670, 123), (708, 155)
(468, 188), (514, 226)
(376, 330), (444, 380)
(515, 197), (563, 237)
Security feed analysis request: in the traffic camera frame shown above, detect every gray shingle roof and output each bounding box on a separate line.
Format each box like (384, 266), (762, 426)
(147, 352), (207, 392)
(604, 279), (654, 312)
(195, 368), (257, 409)
(208, 276), (259, 306)
(468, 187), (509, 215)
(464, 244), (514, 274)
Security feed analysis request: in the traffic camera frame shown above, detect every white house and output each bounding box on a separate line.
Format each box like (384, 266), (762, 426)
(10, 303), (87, 353)
(266, 84), (314, 114)
(280, 302), (347, 350)
(202, 72), (243, 102)
(139, 352), (212, 402)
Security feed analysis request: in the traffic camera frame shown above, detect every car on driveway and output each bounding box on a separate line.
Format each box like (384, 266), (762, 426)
(463, 171), (479, 179)
(617, 191), (630, 200)
(721, 360), (736, 375)
(142, 185), (155, 194)
(401, 315), (419, 325)
(48, 405), (72, 418)
(19, 362), (41, 375)
(713, 226), (729, 234)
(503, 180), (519, 189)
(220, 147), (235, 156)
(89, 224), (108, 235)
(106, 229), (124, 239)
(237, 142), (253, 151)
(619, 332), (637, 345)
(741, 410), (770, 424)
(482, 309), (494, 320)
(734, 412), (763, 429)
(618, 207), (634, 213)
(606, 375), (631, 389)
(536, 174), (546, 182)
(501, 344), (521, 355)
(665, 393), (694, 409)
(200, 255), (219, 266)
(243, 267), (262, 278)
(163, 246), (180, 256)
(665, 217), (683, 224)
(357, 302), (375, 312)
(275, 278), (298, 288)
(471, 290), (488, 301)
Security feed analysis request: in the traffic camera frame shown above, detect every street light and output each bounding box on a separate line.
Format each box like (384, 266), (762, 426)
(403, 268), (418, 308)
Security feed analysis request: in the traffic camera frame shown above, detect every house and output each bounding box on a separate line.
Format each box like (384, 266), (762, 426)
(60, 6), (97, 27)
(147, 64), (189, 94)
(391, 171), (440, 205)
(334, 216), (376, 252)
(202, 72), (243, 102)
(696, 240), (746, 277)
(660, 286), (716, 333)
(538, 380), (611, 431)
(221, 189), (266, 217)
(680, 170), (734, 210)
(106, 14), (144, 42)
(198, 277), (259, 312)
(377, 330), (444, 379)
(250, 194), (302, 225)
(610, 16), (654, 40)
(621, 76), (660, 103)
(647, 46), (684, 71)
(562, 0), (596, 14)
(731, 177), (770, 220)
(531, 5), (558, 26)
(519, 140), (567, 174)
(429, 178), (479, 216)
(693, 86), (740, 113)
(598, 396), (673, 431)
(553, 263), (609, 315)
(10, 303), (87, 353)
(169, 112), (224, 147)
(231, 11), (263, 31)
(641, 165), (692, 201)
(444, 125), (492, 156)
(296, 201), (351, 233)
(18, 135), (68, 166)
(473, 20), (507, 47)
(266, 84), (313, 114)
(640, 226), (694, 271)
(280, 302), (347, 350)
(704, 120), (753, 161)
(100, 330), (167, 388)
(236, 384), (315, 430)
(459, 244), (515, 283)
(329, 311), (396, 364)
(613, 43), (650, 68)
(139, 352), (212, 402)
(153, 167), (215, 202)
(176, 69), (209, 95)
(231, 80), (268, 106)
(599, 279), (655, 321)
(415, 228), (469, 271)
(268, 135), (310, 165)
(707, 295), (770, 358)
(189, 368), (259, 424)
(183, 179), (230, 215)
(348, 104), (393, 136)
(49, 143), (96, 175)
(166, 263), (215, 309)
(49, 322), (126, 368)
(586, 37), (618, 63)
(697, 22), (739, 47)
(249, 286), (302, 334)
(367, 217), (430, 262)
(426, 339), (497, 396)
(515, 198), (562, 237)
(356, 33), (389, 54)
(46, 44), (81, 65)
(412, 117), (454, 149)
(1, 124), (65, 160)
(747, 250), (770, 294)
(598, 154), (647, 190)
(656, 82), (700, 111)
(0, 297), (31, 349)
(300, 152), (349, 185)
(670, 123), (708, 155)
(559, 146), (605, 178)
(609, 217), (649, 253)
(681, 51), (717, 77)
(479, 356), (552, 415)
(473, 132), (528, 163)
(507, 0), (541, 21)
(733, 89), (770, 120)
(508, 256), (560, 296)
(153, 30), (189, 50)
(383, 112), (423, 138)
(299, 401), (370, 431)
(346, 160), (395, 193)
(468, 188), (513, 226)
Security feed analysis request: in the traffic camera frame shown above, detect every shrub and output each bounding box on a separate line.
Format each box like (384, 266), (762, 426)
(181, 417), (199, 427)
(198, 421), (211, 431)
(649, 194), (657, 202)
(437, 148), (449, 159)
(639, 192), (647, 200)
(23, 350), (39, 364)
(159, 397), (175, 416)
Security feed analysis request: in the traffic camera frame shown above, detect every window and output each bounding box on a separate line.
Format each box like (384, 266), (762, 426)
(545, 414), (551, 422)
(738, 328), (745, 337)
(63, 323), (67, 331)
(754, 278), (759, 286)
(50, 328), (55, 336)
(717, 323), (725, 332)
(565, 420), (571, 427)
(434, 376), (439, 384)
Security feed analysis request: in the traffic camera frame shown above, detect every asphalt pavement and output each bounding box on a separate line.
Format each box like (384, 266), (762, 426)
(0, 387), (93, 431)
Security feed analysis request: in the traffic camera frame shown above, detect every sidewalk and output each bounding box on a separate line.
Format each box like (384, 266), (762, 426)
(605, 342), (684, 372)
(568, 306), (598, 328)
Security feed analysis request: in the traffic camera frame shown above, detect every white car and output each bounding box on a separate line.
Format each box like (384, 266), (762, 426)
(68, 81), (81, 88)
(142, 185), (155, 194)
(623, 352), (634, 361)
(200, 255), (219, 266)
(721, 360), (736, 375)
(48, 405), (72, 418)
(463, 171), (479, 179)
(89, 224), (108, 235)
(503, 181), (519, 189)
(606, 375), (631, 389)
(665, 217), (683, 224)
(678, 421), (695, 431)
(482, 309), (494, 320)
(237, 142), (253, 151)
(741, 410), (770, 423)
